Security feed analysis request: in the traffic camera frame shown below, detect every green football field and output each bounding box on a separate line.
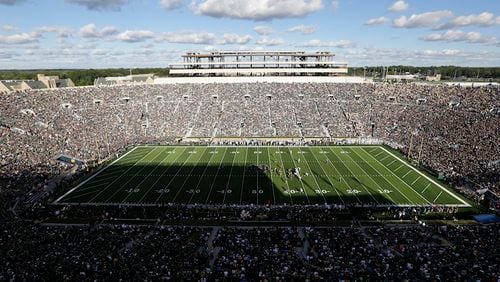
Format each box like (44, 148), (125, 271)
(54, 146), (470, 207)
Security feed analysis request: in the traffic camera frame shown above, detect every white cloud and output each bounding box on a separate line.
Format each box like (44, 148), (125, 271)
(253, 25), (274, 35)
(221, 33), (252, 44)
(158, 32), (252, 45)
(1, 25), (19, 32)
(34, 26), (73, 38)
(388, 1), (408, 12)
(0, 0), (24, 5)
(159, 0), (183, 10)
(364, 17), (389, 26)
(0, 32), (40, 44)
(287, 24), (317, 34)
(393, 10), (453, 28)
(421, 30), (497, 44)
(301, 39), (354, 48)
(65, 0), (128, 11)
(159, 32), (217, 44)
(80, 23), (118, 38)
(116, 30), (155, 42)
(436, 12), (500, 30)
(190, 0), (323, 21)
(255, 37), (285, 46)
(331, 0), (339, 11)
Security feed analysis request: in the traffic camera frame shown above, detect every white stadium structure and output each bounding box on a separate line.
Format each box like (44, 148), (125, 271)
(168, 50), (348, 77)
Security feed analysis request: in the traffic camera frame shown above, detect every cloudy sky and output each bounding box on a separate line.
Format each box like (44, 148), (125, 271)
(0, 0), (499, 69)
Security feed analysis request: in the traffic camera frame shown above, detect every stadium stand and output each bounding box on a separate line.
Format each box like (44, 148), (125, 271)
(0, 82), (498, 279)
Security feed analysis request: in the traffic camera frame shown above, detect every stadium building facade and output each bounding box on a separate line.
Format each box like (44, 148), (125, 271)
(169, 50), (348, 77)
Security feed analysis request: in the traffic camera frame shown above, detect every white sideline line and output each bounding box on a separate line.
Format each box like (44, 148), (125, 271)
(379, 147), (470, 207)
(53, 146), (140, 204)
(54, 202), (471, 208)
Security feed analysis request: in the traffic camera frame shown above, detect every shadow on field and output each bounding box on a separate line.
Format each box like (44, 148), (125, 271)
(56, 163), (385, 206)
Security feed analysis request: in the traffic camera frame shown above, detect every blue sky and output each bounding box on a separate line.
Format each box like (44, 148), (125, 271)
(0, 0), (499, 69)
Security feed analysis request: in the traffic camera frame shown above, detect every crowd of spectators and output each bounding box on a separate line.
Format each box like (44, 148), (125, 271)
(1, 222), (497, 280)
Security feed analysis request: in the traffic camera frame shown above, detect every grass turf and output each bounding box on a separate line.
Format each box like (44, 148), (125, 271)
(54, 146), (470, 207)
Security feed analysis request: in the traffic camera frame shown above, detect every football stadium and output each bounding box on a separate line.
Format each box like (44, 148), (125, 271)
(1, 1), (499, 280)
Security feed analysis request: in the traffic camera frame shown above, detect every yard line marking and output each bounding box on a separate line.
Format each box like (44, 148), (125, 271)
(374, 151), (384, 157)
(362, 147), (432, 205)
(187, 148), (219, 205)
(387, 160), (396, 167)
(103, 148), (167, 203)
(325, 147), (363, 205)
(411, 176), (421, 186)
(205, 148), (230, 204)
(155, 148), (203, 205)
(433, 191), (443, 203)
(83, 149), (156, 202)
(394, 164), (404, 172)
(402, 170), (411, 178)
(300, 148), (328, 204)
(222, 147), (238, 205)
(172, 147), (210, 203)
(276, 146), (294, 205)
(378, 146), (469, 207)
(307, 147), (345, 205)
(348, 148), (398, 204)
(239, 148), (249, 205)
(332, 148), (380, 205)
(265, 147), (277, 205)
(422, 183), (431, 194)
(286, 147), (312, 205)
(137, 147), (189, 204)
(380, 155), (390, 162)
(256, 147), (260, 205)
(53, 146), (140, 204)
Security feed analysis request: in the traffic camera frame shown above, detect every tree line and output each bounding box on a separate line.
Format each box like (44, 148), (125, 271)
(349, 66), (500, 81)
(0, 68), (169, 86)
(0, 66), (499, 86)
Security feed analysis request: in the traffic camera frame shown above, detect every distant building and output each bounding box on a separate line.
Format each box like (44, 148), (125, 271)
(0, 74), (74, 93)
(426, 74), (441, 82)
(94, 74), (155, 86)
(37, 74), (75, 88)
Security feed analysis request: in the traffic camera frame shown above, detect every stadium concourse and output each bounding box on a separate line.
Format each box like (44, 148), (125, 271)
(0, 81), (499, 280)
